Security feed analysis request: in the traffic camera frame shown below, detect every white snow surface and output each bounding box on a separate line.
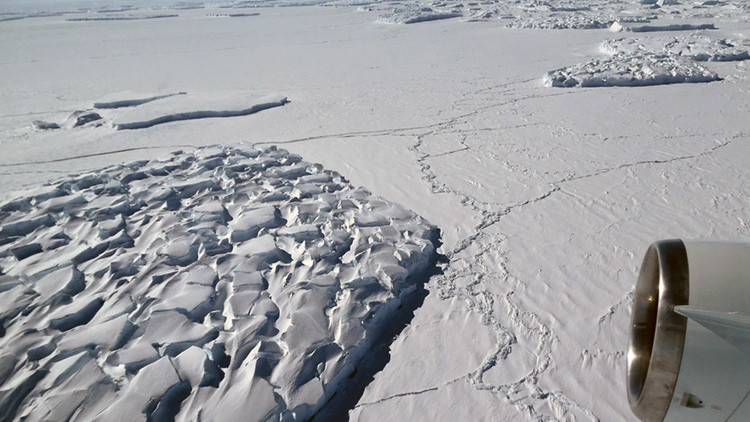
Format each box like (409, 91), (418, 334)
(0, 2), (749, 422)
(0, 145), (437, 421)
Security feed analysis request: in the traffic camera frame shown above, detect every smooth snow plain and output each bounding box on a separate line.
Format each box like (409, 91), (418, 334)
(0, 1), (749, 421)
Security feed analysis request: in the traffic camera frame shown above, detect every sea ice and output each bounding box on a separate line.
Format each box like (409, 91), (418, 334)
(601, 33), (750, 62)
(376, 6), (462, 25)
(544, 52), (720, 87)
(0, 145), (437, 421)
(0, 2), (748, 421)
(544, 29), (743, 88)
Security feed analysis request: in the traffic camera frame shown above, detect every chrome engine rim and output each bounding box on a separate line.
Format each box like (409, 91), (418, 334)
(627, 239), (690, 422)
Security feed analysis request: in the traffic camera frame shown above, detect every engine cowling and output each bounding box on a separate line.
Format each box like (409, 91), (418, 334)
(628, 240), (750, 421)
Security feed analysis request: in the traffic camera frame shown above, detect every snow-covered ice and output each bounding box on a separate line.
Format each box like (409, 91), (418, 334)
(545, 29), (750, 87)
(544, 52), (720, 87)
(0, 1), (748, 421)
(0, 145), (437, 420)
(601, 33), (750, 61)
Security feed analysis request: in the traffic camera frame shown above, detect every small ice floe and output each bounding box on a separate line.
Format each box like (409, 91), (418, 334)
(0, 145), (437, 421)
(545, 28), (747, 88)
(544, 52), (719, 87)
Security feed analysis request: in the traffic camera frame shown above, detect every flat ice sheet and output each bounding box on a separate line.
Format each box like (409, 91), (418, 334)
(0, 145), (436, 421)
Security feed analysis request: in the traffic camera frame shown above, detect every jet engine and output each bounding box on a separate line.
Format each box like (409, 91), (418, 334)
(628, 240), (750, 421)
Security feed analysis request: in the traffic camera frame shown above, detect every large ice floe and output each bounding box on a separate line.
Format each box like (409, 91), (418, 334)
(0, 146), (437, 421)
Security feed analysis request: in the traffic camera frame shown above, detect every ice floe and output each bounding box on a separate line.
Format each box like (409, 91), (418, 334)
(544, 52), (719, 87)
(543, 29), (750, 87)
(0, 145), (437, 421)
(601, 33), (750, 61)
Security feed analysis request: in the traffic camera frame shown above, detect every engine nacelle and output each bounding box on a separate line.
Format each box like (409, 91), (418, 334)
(628, 240), (750, 421)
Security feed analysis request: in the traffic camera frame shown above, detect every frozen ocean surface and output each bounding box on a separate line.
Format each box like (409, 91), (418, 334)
(0, 0), (748, 421)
